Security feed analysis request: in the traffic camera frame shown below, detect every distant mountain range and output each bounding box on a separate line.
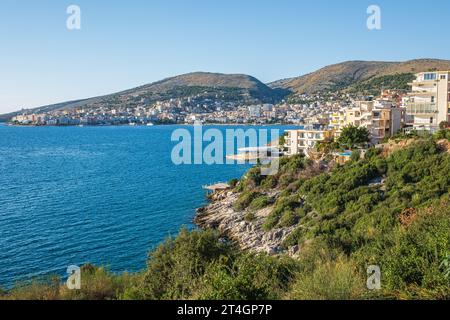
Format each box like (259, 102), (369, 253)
(0, 72), (287, 121)
(2, 59), (450, 121)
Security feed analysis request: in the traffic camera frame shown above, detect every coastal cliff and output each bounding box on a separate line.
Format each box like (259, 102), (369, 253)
(195, 190), (299, 256)
(195, 134), (450, 273)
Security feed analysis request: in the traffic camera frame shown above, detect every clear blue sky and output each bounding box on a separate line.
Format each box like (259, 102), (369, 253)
(1, 0), (449, 113)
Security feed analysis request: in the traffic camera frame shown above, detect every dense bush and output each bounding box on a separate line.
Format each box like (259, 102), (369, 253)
(380, 199), (450, 299)
(263, 195), (302, 231)
(131, 228), (232, 300)
(193, 254), (299, 300)
(121, 228), (300, 300)
(248, 195), (273, 211)
(288, 257), (365, 300)
(434, 128), (450, 140)
(233, 190), (262, 211)
(1, 265), (134, 300)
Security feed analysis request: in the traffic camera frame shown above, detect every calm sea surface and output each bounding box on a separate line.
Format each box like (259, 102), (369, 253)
(0, 124), (294, 287)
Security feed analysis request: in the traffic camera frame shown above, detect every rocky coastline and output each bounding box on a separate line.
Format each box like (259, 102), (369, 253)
(195, 189), (299, 257)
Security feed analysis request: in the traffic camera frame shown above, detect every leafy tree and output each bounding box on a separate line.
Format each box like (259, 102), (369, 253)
(337, 125), (370, 149)
(316, 138), (340, 155)
(439, 121), (450, 130)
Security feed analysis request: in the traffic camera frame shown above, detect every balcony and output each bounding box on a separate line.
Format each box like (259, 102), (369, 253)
(406, 102), (438, 115)
(372, 120), (387, 129)
(407, 91), (435, 96)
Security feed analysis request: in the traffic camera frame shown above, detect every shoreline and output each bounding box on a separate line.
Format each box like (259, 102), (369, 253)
(194, 189), (299, 257)
(2, 122), (297, 128)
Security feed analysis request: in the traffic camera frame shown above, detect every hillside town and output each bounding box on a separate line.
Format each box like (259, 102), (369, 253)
(284, 70), (450, 157)
(10, 90), (348, 126)
(10, 71), (450, 154)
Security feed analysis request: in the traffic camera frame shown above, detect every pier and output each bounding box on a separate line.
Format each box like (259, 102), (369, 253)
(202, 182), (230, 192)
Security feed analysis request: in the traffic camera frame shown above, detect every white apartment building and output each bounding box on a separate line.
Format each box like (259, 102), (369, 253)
(332, 100), (403, 144)
(285, 124), (335, 156)
(406, 71), (450, 132)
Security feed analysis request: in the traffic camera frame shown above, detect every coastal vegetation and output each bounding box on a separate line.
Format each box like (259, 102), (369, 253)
(1, 130), (450, 300)
(336, 125), (370, 149)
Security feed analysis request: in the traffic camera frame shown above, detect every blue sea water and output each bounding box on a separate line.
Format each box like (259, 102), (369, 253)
(0, 124), (294, 288)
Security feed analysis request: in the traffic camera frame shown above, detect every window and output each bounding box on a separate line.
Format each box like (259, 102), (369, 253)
(441, 75), (447, 80)
(424, 73), (437, 81)
(430, 117), (434, 124)
(431, 96), (435, 103)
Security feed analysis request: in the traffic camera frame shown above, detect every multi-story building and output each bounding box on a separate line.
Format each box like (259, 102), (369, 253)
(406, 71), (450, 132)
(336, 100), (403, 144)
(370, 107), (403, 144)
(329, 111), (345, 130)
(284, 124), (335, 156)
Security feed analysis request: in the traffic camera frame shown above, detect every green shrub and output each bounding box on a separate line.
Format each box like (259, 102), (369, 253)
(351, 150), (361, 162)
(136, 228), (233, 300)
(279, 210), (301, 228)
(195, 254), (299, 300)
(2, 265), (134, 301)
(263, 196), (301, 231)
(244, 212), (256, 222)
(61, 265), (134, 300)
(4, 277), (60, 300)
(288, 257), (365, 300)
(381, 200), (450, 298)
(249, 195), (272, 211)
(233, 191), (261, 211)
(228, 178), (239, 188)
(260, 176), (278, 190)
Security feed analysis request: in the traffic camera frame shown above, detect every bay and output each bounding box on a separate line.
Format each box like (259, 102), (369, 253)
(0, 124), (295, 287)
